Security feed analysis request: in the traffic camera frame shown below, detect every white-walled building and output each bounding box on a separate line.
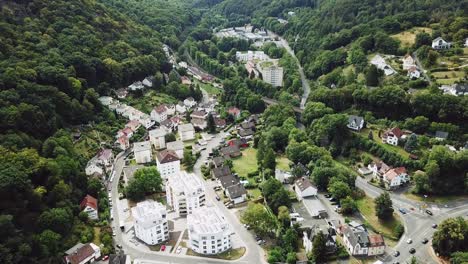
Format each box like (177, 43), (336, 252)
(64, 243), (101, 264)
(178, 123), (195, 141)
(166, 140), (184, 159)
(184, 97), (197, 108)
(383, 167), (410, 189)
(133, 141), (152, 164)
(80, 195), (98, 220)
(259, 64), (283, 87)
(176, 102), (187, 114)
(149, 128), (168, 149)
(132, 200), (169, 245)
(402, 55), (416, 70)
(235, 51), (269, 62)
(166, 171), (206, 216)
(151, 105), (168, 123)
(188, 206), (232, 255)
(294, 177), (317, 200)
(156, 149), (181, 179)
(432, 37), (451, 49)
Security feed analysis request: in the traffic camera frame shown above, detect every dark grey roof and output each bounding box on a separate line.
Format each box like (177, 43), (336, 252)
(343, 226), (369, 248)
(212, 156), (225, 167)
(226, 183), (247, 198)
(220, 145), (241, 156)
(109, 254), (127, 264)
(238, 128), (254, 137)
(219, 174), (239, 189)
(348, 115), (364, 126)
(212, 166), (231, 178)
(455, 83), (468, 94)
(435, 131), (449, 139)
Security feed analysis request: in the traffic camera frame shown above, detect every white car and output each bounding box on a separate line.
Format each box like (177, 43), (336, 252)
(176, 246), (182, 254)
(407, 238), (412, 244)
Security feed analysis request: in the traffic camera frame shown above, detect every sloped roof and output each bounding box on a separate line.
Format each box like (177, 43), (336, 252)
(65, 243), (96, 264)
(295, 177), (315, 192)
(226, 184), (247, 198)
(80, 195), (98, 211)
(368, 234), (385, 247)
(157, 149), (180, 163)
(153, 105), (167, 114)
(212, 166), (231, 178)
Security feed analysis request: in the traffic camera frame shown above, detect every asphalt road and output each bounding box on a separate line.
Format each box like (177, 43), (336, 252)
(108, 130), (266, 264)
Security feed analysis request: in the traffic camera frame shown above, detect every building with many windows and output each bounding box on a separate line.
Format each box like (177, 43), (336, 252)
(132, 200), (169, 245)
(166, 171), (206, 216)
(188, 206), (232, 255)
(156, 149), (181, 179)
(259, 63), (283, 87)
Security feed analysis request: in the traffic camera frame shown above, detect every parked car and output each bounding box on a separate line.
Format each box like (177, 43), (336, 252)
(409, 248), (416, 254)
(407, 238), (412, 244)
(328, 197), (336, 202)
(176, 246), (182, 254)
(422, 238), (429, 244)
(324, 194), (331, 198)
(426, 210), (433, 216)
(393, 251), (400, 257)
(161, 245), (166, 251)
(432, 223), (438, 228)
(102, 255), (109, 261)
(216, 195), (221, 201)
(398, 208), (407, 214)
(116, 244), (122, 249)
(227, 204), (233, 209)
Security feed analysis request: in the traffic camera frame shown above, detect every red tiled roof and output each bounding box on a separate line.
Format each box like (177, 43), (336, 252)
(80, 195), (98, 211)
(369, 234), (385, 247)
(386, 127), (404, 138)
(228, 107), (240, 115)
(157, 149), (180, 164)
(66, 244), (96, 264)
(153, 105), (167, 114)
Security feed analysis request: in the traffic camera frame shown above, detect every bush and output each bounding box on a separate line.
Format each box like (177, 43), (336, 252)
(393, 222), (404, 238)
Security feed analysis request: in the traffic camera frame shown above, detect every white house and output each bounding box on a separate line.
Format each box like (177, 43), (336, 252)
(407, 66), (421, 79)
(368, 234), (385, 256)
(342, 225), (369, 256)
(432, 37), (451, 49)
(184, 97), (197, 108)
(116, 135), (130, 150)
(149, 128), (167, 149)
(225, 184), (248, 204)
(382, 127), (404, 146)
(187, 206), (232, 255)
(128, 81), (144, 91)
(176, 102), (187, 114)
(139, 115), (155, 129)
(402, 54), (416, 70)
(166, 171), (206, 216)
(166, 140), (184, 159)
(383, 167), (410, 189)
(85, 159), (103, 176)
(80, 195), (98, 220)
(294, 177), (317, 200)
(64, 243), (101, 264)
(368, 161), (390, 179)
(347, 115), (364, 131)
(142, 77), (153, 87)
(165, 104), (176, 116)
(259, 64), (284, 87)
(151, 105), (168, 123)
(235, 50), (269, 62)
(370, 55), (396, 76)
(156, 149), (181, 179)
(98, 96), (113, 106)
(132, 200), (169, 245)
(275, 169), (293, 183)
(178, 123), (195, 141)
(133, 141), (152, 164)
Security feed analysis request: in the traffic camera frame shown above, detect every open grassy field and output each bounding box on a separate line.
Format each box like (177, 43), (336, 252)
(404, 193), (468, 204)
(195, 80), (222, 95)
(391, 27), (433, 47)
(122, 90), (178, 113)
(356, 196), (402, 243)
(359, 128), (410, 158)
(232, 148), (259, 178)
(276, 156), (291, 171)
(432, 70), (466, 85)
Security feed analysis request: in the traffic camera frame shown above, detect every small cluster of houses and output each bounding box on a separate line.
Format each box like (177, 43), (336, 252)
(215, 25), (271, 43)
(439, 83), (468, 96)
(236, 50), (284, 87)
(401, 54), (421, 79)
(85, 149), (114, 179)
(370, 54), (397, 76)
(303, 220), (385, 257)
(358, 160), (410, 189)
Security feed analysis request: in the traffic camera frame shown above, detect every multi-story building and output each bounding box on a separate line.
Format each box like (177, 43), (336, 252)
(132, 200), (169, 245)
(149, 128), (167, 149)
(133, 141), (152, 164)
(188, 206), (232, 255)
(259, 64), (283, 87)
(235, 51), (269, 62)
(166, 171), (206, 216)
(151, 105), (168, 123)
(156, 149), (180, 179)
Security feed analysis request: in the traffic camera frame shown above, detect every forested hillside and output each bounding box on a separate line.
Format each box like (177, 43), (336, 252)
(0, 0), (168, 262)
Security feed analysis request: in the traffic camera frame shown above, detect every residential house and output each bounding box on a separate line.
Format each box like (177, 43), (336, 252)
(133, 141), (152, 164)
(294, 177), (317, 200)
(235, 50), (269, 62)
(85, 158), (103, 177)
(191, 117), (207, 130)
(184, 97), (197, 108)
(212, 166), (232, 179)
(435, 131), (449, 140)
(370, 55), (396, 76)
(368, 161), (391, 179)
(275, 169), (293, 183)
(108, 254), (131, 264)
(402, 54), (416, 70)
(176, 102), (187, 114)
(187, 206), (232, 255)
(368, 234), (386, 256)
(116, 135), (130, 150)
(191, 110), (208, 120)
(382, 127), (404, 146)
(142, 76), (153, 87)
(407, 66), (421, 79)
(116, 88), (128, 99)
(342, 225), (369, 256)
(139, 115), (155, 129)
(227, 107), (241, 119)
(227, 138), (249, 149)
(151, 105), (168, 123)
(440, 83), (468, 96)
(80, 195), (98, 220)
(178, 123), (195, 141)
(98, 96), (113, 106)
(165, 104), (176, 116)
(64, 243), (101, 264)
(132, 200), (169, 245)
(166, 140), (184, 159)
(166, 171), (206, 216)
(126, 120), (141, 132)
(181, 76), (192, 85)
(212, 156), (225, 168)
(238, 128), (255, 140)
(225, 184), (248, 204)
(383, 167), (410, 189)
(432, 37), (451, 49)
(347, 115), (364, 131)
(303, 197), (327, 218)
(220, 145), (242, 158)
(465, 38), (468, 47)
(156, 149), (181, 179)
(128, 81), (144, 91)
(214, 117), (226, 128)
(149, 128), (167, 149)
(303, 225), (337, 254)
(239, 121), (256, 131)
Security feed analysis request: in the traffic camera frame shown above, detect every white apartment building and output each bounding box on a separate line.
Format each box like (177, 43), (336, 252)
(149, 128), (167, 149)
(151, 105), (168, 123)
(259, 65), (283, 87)
(188, 206), (232, 255)
(156, 149), (181, 179)
(133, 141), (152, 164)
(166, 140), (184, 159)
(166, 171), (206, 216)
(178, 123), (195, 141)
(235, 51), (269, 62)
(132, 200), (169, 245)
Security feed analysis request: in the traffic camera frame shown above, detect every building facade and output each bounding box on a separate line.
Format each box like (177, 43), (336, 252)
(166, 171), (206, 216)
(132, 200), (169, 245)
(259, 65), (283, 87)
(156, 149), (181, 179)
(133, 141), (152, 164)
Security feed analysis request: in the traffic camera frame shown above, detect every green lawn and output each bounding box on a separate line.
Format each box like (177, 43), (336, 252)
(232, 148), (259, 178)
(276, 156), (291, 171)
(391, 27), (432, 47)
(122, 90), (178, 113)
(195, 80), (222, 95)
(248, 188), (262, 199)
(432, 70), (465, 85)
(359, 128), (410, 158)
(356, 196), (402, 244)
(404, 193), (468, 204)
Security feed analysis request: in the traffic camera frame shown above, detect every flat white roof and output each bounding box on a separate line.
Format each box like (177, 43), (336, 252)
(167, 171), (204, 196)
(131, 200), (166, 229)
(166, 140), (184, 150)
(188, 206), (230, 235)
(133, 141), (151, 152)
(178, 123), (194, 132)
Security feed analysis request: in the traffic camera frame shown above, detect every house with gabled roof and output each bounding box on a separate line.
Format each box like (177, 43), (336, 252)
(368, 234), (385, 256)
(402, 54), (416, 70)
(294, 177), (317, 200)
(64, 242), (101, 264)
(383, 167), (410, 189)
(347, 115), (364, 131)
(151, 105), (168, 123)
(156, 149), (180, 179)
(342, 225), (369, 256)
(432, 37), (451, 49)
(226, 184), (247, 204)
(368, 161), (391, 179)
(80, 195), (98, 220)
(382, 127), (405, 146)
